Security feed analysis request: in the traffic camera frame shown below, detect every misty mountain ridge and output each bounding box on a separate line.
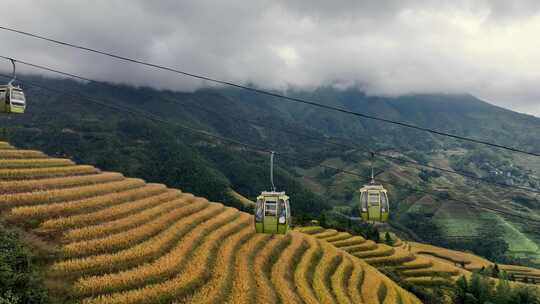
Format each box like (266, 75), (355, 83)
(2, 75), (539, 266)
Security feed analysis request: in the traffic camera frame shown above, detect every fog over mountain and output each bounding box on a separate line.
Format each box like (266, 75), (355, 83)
(1, 0), (540, 116)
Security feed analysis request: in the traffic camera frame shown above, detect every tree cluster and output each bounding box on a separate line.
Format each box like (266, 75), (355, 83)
(0, 225), (48, 304)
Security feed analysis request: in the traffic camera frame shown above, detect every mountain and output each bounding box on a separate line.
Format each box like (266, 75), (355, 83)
(1, 75), (539, 267)
(0, 141), (422, 303)
(0, 141), (538, 303)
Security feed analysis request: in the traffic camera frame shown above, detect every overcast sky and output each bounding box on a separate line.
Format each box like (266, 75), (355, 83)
(1, 1), (540, 116)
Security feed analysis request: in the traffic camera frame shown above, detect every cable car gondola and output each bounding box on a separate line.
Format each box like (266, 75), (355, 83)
(1, 59), (26, 114)
(359, 152), (390, 222)
(254, 152), (291, 234)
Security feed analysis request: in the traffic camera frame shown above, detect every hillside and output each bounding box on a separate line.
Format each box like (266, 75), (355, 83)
(1, 76), (540, 266)
(300, 226), (540, 286)
(300, 148), (540, 267)
(0, 141), (423, 304)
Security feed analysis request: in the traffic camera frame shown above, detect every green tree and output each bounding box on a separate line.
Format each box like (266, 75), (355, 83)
(0, 226), (47, 304)
(470, 272), (494, 303)
(509, 286), (540, 304)
(492, 264), (500, 278)
(384, 232), (394, 245)
(455, 275), (470, 304)
(493, 276), (511, 304)
(0, 291), (19, 304)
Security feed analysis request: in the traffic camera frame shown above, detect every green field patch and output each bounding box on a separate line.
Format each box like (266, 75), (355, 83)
(494, 215), (540, 262)
(433, 203), (483, 237)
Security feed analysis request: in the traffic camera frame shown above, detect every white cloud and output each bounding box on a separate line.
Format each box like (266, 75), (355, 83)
(0, 0), (539, 115)
(275, 46), (299, 67)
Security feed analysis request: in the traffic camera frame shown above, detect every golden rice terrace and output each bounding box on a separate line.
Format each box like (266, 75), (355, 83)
(0, 141), (424, 304)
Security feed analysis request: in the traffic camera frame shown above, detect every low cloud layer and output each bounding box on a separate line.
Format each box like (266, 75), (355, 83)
(1, 1), (540, 116)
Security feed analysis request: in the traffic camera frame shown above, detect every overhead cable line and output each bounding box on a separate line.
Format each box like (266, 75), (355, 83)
(174, 98), (540, 195)
(2, 55), (539, 196)
(277, 152), (540, 225)
(4, 74), (540, 226)
(0, 26), (539, 157)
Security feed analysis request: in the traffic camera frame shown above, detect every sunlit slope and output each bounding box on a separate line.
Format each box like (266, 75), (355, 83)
(409, 242), (540, 283)
(300, 227), (540, 286)
(0, 142), (420, 304)
(298, 227), (462, 287)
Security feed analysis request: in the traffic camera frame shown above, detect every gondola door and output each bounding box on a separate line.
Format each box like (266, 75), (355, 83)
(367, 190), (382, 221)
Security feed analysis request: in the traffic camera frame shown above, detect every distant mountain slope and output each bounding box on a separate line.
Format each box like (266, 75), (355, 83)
(300, 226), (540, 286)
(1, 75), (539, 266)
(220, 86), (540, 152)
(0, 141), (421, 304)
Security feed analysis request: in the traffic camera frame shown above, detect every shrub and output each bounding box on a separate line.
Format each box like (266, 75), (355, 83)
(0, 225), (48, 304)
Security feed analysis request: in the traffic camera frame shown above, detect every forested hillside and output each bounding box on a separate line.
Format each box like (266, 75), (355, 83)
(0, 142), (424, 304)
(1, 75), (539, 266)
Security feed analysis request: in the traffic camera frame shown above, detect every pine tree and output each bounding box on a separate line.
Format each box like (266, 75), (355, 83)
(493, 276), (511, 304)
(510, 286), (540, 304)
(492, 264), (500, 278)
(384, 232), (393, 245)
(456, 275), (469, 304)
(373, 228), (380, 243)
(470, 272), (494, 303)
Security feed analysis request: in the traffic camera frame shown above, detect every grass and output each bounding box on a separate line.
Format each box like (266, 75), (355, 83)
(313, 229), (340, 240)
(309, 227), (540, 294)
(227, 234), (271, 304)
(76, 211), (246, 297)
(312, 242), (340, 303)
(50, 204), (225, 276)
(0, 158), (74, 169)
(0, 172), (124, 194)
(0, 165), (98, 180)
(0, 149), (47, 159)
(297, 226), (326, 235)
(392, 257), (433, 270)
(498, 216), (540, 258)
(41, 190), (185, 230)
(82, 219), (251, 304)
(303, 227), (486, 293)
(324, 232), (354, 243)
(331, 236), (366, 247)
(0, 144), (428, 304)
(294, 236), (322, 304)
(360, 265), (385, 303)
(377, 282), (387, 303)
(253, 236), (287, 304)
(404, 277), (454, 287)
(62, 194), (197, 241)
(1, 178), (143, 209)
(347, 258), (365, 303)
(330, 255), (353, 304)
(340, 241), (378, 254)
(63, 202), (230, 258)
(10, 184), (165, 221)
(400, 268), (459, 278)
(364, 252), (416, 266)
(0, 141), (14, 149)
(271, 232), (306, 304)
(177, 228), (254, 304)
(409, 242), (488, 269)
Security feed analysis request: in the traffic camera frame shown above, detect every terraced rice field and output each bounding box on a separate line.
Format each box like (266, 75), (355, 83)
(0, 142), (420, 304)
(408, 242), (540, 284)
(298, 227), (468, 287)
(303, 226), (540, 287)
